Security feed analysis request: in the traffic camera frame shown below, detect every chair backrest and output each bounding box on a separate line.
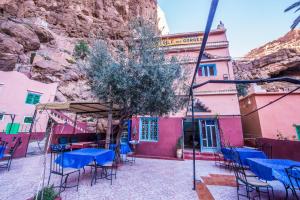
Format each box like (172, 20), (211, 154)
(286, 165), (300, 196)
(49, 145), (66, 175)
(231, 149), (247, 182)
(58, 137), (68, 145)
(97, 140), (106, 148)
(70, 137), (78, 143)
(0, 141), (8, 156)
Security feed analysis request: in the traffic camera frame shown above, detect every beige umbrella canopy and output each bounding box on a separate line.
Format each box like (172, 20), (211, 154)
(36, 101), (121, 118)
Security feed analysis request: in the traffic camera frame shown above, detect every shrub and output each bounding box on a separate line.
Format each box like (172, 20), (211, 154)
(34, 185), (58, 200)
(74, 40), (90, 59)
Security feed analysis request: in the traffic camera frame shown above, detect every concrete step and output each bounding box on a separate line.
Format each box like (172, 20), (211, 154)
(183, 151), (216, 161)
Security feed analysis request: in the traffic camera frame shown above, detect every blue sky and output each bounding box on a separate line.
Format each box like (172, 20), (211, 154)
(158, 0), (298, 57)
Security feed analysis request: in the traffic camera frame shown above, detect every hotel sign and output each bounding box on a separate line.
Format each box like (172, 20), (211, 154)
(159, 36), (203, 47)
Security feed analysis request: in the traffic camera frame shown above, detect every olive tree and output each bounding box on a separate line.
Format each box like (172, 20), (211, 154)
(85, 18), (188, 157)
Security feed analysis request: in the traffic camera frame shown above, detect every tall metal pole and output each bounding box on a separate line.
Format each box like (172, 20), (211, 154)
(190, 0), (219, 191)
(191, 89), (196, 190)
(9, 114), (16, 134)
(25, 109), (37, 157)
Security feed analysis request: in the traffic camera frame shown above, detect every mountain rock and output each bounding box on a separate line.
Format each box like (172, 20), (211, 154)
(0, 0), (157, 101)
(233, 29), (300, 92)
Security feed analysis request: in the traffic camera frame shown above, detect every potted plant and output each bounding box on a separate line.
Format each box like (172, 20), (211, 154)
(176, 136), (183, 159)
(29, 185), (61, 200)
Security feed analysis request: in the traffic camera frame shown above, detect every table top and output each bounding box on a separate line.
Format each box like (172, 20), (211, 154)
(57, 148), (114, 169)
(247, 158), (300, 169)
(222, 147), (261, 152)
(221, 147), (267, 165)
(247, 158), (300, 183)
(110, 143), (132, 154)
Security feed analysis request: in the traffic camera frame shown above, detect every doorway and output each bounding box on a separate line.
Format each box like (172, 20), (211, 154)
(199, 119), (220, 152)
(183, 119), (200, 149)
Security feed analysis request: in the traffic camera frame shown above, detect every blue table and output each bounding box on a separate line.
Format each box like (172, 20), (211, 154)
(0, 145), (6, 159)
(247, 158), (300, 185)
(56, 148), (115, 169)
(110, 143), (132, 154)
(221, 147), (267, 165)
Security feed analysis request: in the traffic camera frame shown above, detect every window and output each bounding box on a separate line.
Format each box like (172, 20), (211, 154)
(25, 92), (41, 105)
(0, 113), (4, 121)
(140, 117), (159, 141)
(198, 64), (217, 77)
(24, 116), (33, 124)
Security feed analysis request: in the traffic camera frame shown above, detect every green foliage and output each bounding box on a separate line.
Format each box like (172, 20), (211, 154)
(284, 1), (300, 29)
(176, 136), (183, 149)
(85, 18), (188, 118)
(236, 84), (249, 97)
(74, 40), (90, 59)
(34, 185), (58, 200)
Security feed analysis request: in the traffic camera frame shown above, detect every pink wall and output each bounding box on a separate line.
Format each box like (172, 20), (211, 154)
(240, 92), (300, 140)
(218, 116), (244, 147)
(131, 117), (183, 158)
(255, 93), (300, 140)
(0, 71), (58, 133)
(0, 132), (44, 158)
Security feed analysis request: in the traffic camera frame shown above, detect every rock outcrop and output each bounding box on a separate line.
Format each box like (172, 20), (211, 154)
(233, 29), (300, 91)
(0, 0), (157, 101)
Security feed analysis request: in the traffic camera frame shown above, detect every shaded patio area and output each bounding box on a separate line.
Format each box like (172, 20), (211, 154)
(0, 155), (293, 200)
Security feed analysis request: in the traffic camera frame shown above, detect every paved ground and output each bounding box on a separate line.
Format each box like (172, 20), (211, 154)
(0, 155), (295, 200)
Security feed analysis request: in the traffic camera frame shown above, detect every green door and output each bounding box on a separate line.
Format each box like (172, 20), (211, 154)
(5, 123), (20, 134)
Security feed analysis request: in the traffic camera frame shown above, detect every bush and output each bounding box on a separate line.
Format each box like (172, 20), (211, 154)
(34, 185), (58, 200)
(74, 40), (89, 59)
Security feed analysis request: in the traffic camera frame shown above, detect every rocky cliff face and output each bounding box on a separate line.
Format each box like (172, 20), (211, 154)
(233, 29), (300, 91)
(0, 0), (157, 101)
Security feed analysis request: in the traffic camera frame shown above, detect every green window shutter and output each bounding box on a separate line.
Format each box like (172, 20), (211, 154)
(25, 93), (34, 104)
(5, 123), (20, 134)
(296, 125), (300, 140)
(26, 92), (41, 105)
(33, 94), (41, 104)
(24, 117), (33, 124)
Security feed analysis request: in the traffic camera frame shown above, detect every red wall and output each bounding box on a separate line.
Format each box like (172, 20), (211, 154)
(131, 117), (183, 158)
(218, 116), (244, 147)
(256, 138), (300, 161)
(0, 132), (44, 158)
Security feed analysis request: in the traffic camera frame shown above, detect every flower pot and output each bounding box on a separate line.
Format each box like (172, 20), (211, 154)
(176, 149), (183, 159)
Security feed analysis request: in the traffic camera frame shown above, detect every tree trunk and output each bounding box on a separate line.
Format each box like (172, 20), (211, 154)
(115, 115), (127, 163)
(105, 111), (112, 149)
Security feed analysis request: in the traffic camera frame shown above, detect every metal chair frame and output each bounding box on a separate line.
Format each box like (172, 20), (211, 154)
(0, 137), (21, 171)
(48, 145), (81, 194)
(92, 155), (118, 185)
(232, 150), (274, 200)
(214, 151), (232, 169)
(286, 165), (300, 200)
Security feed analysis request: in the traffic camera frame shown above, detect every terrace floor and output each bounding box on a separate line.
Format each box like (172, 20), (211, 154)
(0, 155), (295, 200)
